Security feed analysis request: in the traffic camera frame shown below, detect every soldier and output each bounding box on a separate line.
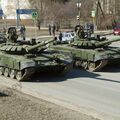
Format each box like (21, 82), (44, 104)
(7, 27), (18, 43)
(20, 25), (26, 40)
(75, 25), (85, 39)
(78, 26), (85, 39)
(75, 25), (80, 33)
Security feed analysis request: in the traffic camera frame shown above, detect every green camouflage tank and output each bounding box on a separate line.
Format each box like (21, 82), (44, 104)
(0, 27), (73, 81)
(51, 34), (120, 72)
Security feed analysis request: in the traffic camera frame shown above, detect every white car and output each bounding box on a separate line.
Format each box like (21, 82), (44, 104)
(57, 32), (76, 43)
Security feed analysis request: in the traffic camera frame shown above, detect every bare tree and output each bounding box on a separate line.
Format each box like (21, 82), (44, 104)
(28, 0), (72, 27)
(28, 0), (120, 29)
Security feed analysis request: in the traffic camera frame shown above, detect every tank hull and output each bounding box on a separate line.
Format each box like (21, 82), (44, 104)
(51, 45), (120, 71)
(0, 51), (72, 81)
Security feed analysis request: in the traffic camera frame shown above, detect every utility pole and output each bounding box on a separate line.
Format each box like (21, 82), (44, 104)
(16, 0), (20, 27)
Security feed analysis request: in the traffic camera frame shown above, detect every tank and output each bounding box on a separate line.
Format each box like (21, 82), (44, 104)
(0, 38), (73, 81)
(70, 36), (120, 48)
(51, 36), (120, 72)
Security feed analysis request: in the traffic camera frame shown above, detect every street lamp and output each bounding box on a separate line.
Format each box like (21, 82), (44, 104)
(76, 0), (81, 21)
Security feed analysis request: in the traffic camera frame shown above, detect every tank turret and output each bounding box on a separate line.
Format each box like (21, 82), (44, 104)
(23, 38), (55, 52)
(0, 38), (55, 54)
(71, 37), (120, 49)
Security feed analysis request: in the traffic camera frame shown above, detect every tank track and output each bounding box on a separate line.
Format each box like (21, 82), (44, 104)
(88, 60), (108, 72)
(52, 65), (72, 76)
(57, 64), (73, 75)
(75, 60), (108, 72)
(36, 64), (72, 76)
(0, 64), (72, 81)
(0, 67), (35, 81)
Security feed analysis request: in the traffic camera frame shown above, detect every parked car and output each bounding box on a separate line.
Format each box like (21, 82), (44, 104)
(113, 25), (120, 35)
(57, 32), (76, 43)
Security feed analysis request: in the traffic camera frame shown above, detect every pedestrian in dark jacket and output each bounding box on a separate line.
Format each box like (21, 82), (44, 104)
(48, 24), (52, 35)
(20, 25), (26, 40)
(59, 32), (62, 43)
(52, 24), (56, 36)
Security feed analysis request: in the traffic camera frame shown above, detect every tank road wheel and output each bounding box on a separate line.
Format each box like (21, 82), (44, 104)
(88, 62), (96, 72)
(0, 67), (4, 75)
(15, 68), (35, 81)
(4, 68), (9, 77)
(88, 60), (108, 72)
(9, 69), (16, 79)
(81, 61), (88, 70)
(74, 60), (82, 67)
(16, 70), (23, 81)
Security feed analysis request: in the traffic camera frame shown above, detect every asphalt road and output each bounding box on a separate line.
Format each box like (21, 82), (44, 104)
(0, 35), (120, 120)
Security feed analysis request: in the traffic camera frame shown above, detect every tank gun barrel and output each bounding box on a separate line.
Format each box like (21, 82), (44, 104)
(26, 38), (55, 52)
(95, 37), (120, 47)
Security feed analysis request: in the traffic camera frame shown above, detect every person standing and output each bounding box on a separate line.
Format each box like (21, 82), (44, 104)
(52, 24), (56, 36)
(37, 20), (41, 31)
(77, 26), (85, 39)
(48, 24), (52, 35)
(56, 24), (60, 32)
(59, 31), (62, 43)
(20, 25), (26, 40)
